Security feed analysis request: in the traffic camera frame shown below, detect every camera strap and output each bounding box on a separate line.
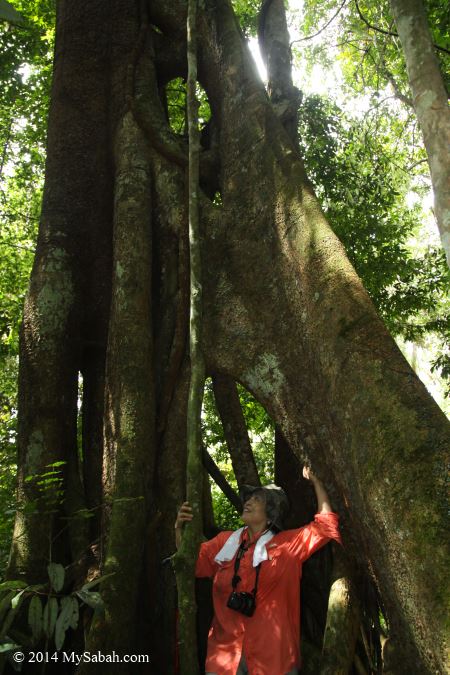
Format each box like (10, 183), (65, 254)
(231, 541), (262, 599)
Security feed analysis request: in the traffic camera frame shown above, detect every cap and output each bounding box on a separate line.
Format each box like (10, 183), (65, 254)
(239, 483), (290, 532)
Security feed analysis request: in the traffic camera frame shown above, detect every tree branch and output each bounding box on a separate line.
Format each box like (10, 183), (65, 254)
(129, 25), (189, 168)
(384, 67), (413, 106)
(201, 446), (242, 513)
(354, 0), (450, 55)
(258, 0), (301, 143)
(290, 0), (347, 45)
(212, 374), (260, 488)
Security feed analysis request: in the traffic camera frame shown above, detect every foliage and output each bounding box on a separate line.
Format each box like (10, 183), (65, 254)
(0, 459), (110, 669)
(202, 379), (274, 529)
(295, 0), (449, 97)
(0, 0), (54, 572)
(231, 0), (260, 37)
(0, 567), (112, 670)
(22, 460), (66, 516)
(166, 77), (211, 136)
(297, 94), (449, 391)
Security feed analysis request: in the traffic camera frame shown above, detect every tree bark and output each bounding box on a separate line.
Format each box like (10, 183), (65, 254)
(389, 0), (450, 268)
(8, 0), (113, 583)
(76, 3), (156, 668)
(202, 446), (242, 513)
(146, 71), (191, 674)
(320, 545), (360, 675)
(198, 1), (450, 671)
(212, 374), (260, 487)
(258, 0), (302, 142)
(152, 360), (190, 675)
(79, 109), (154, 673)
(275, 424), (316, 529)
(275, 427), (333, 654)
(262, 6), (363, 666)
(172, 2), (205, 672)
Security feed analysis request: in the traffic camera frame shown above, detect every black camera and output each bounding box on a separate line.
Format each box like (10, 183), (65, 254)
(227, 590), (256, 617)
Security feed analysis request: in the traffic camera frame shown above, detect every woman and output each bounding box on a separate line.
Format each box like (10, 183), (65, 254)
(175, 467), (342, 675)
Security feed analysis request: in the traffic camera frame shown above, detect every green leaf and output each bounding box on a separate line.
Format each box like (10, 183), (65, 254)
(81, 572), (115, 591)
(0, 581), (28, 592)
(0, 592), (16, 625)
(26, 585), (45, 593)
(75, 590), (104, 612)
(0, 642), (20, 653)
(11, 589), (27, 610)
(1, 592), (28, 639)
(47, 562), (64, 592)
(27, 595), (42, 643)
(54, 596), (74, 650)
(67, 596), (79, 631)
(0, 0), (25, 24)
(42, 597), (58, 638)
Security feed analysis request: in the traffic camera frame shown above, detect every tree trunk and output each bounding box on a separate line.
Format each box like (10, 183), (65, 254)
(80, 107), (154, 662)
(78, 3), (156, 663)
(320, 545), (360, 675)
(8, 0), (114, 583)
(202, 446), (242, 513)
(172, 2), (206, 672)
(197, 1), (449, 671)
(152, 360), (191, 675)
(258, 0), (301, 142)
(212, 374), (260, 487)
(389, 0), (450, 268)
(264, 5), (364, 668)
(7, 0), (449, 673)
(275, 426), (333, 660)
(275, 426), (316, 528)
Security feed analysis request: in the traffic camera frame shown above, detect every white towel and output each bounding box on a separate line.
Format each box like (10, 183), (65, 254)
(214, 527), (275, 567)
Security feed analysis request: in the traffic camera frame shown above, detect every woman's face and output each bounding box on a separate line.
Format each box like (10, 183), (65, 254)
(241, 492), (268, 528)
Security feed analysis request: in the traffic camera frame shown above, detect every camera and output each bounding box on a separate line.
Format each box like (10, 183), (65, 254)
(227, 591), (256, 617)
